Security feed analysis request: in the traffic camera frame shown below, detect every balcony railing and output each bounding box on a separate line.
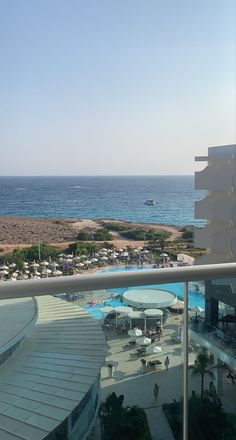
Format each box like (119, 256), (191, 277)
(1, 263), (236, 440)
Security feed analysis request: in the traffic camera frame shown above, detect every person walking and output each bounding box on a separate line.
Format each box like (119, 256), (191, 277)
(164, 355), (170, 371)
(153, 383), (160, 400)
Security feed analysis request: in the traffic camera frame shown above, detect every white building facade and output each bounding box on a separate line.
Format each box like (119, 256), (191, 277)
(195, 144), (236, 264)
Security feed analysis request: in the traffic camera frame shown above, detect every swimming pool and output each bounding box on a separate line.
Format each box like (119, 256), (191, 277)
(83, 265), (205, 319)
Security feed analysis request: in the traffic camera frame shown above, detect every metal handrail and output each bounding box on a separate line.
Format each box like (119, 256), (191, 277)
(1, 262), (236, 440)
(0, 263), (236, 300)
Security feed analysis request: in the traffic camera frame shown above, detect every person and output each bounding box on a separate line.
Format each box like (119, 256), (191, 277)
(164, 355), (170, 371)
(226, 371), (235, 385)
(153, 383), (160, 400)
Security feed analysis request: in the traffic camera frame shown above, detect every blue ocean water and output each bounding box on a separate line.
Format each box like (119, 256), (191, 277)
(0, 176), (205, 226)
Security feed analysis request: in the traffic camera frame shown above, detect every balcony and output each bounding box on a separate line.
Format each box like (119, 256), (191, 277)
(195, 166), (232, 191)
(212, 199), (232, 223)
(212, 230), (231, 253)
(1, 263), (236, 440)
(194, 226), (211, 248)
(189, 321), (236, 371)
(195, 196), (211, 219)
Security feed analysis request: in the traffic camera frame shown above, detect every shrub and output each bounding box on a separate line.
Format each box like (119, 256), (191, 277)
(0, 244), (61, 268)
(77, 231), (89, 240)
(93, 229), (113, 241)
(163, 395), (227, 440)
(103, 222), (126, 232)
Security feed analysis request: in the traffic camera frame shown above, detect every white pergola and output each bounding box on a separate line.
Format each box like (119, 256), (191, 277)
(128, 308), (164, 330)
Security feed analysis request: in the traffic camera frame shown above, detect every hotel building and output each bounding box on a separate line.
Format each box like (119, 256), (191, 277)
(191, 144), (236, 390)
(0, 295), (106, 440)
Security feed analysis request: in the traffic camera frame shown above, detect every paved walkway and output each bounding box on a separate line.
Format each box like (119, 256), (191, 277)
(99, 316), (187, 439)
(97, 315), (236, 439)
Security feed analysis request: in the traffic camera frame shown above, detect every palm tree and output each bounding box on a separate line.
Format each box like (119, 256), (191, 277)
(190, 348), (215, 399)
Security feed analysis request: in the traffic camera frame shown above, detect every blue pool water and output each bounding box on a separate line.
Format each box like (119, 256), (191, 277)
(84, 265), (205, 319)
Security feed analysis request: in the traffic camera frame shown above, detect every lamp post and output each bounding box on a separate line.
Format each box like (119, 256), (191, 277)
(38, 242), (41, 261)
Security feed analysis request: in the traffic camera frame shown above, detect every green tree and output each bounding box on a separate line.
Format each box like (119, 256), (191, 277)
(100, 393), (152, 440)
(190, 348), (215, 399)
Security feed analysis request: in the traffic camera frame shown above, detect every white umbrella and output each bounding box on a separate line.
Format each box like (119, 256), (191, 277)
(113, 306), (132, 325)
(41, 268), (52, 274)
(17, 274), (28, 280)
(128, 328), (142, 337)
(66, 254), (74, 259)
(40, 260), (49, 266)
(192, 305), (204, 314)
(53, 269), (63, 276)
(8, 277), (17, 282)
(100, 256), (108, 261)
(58, 253), (65, 257)
(84, 260), (92, 265)
(100, 306), (114, 314)
(76, 262), (84, 267)
(49, 262), (58, 267)
(74, 256), (81, 260)
(100, 251), (108, 255)
(91, 258), (98, 263)
(33, 270), (41, 276)
(114, 306), (132, 314)
(0, 264), (9, 270)
(30, 261), (39, 268)
(171, 300), (184, 310)
(136, 336), (152, 346)
(0, 270), (8, 275)
(80, 254), (88, 259)
(146, 345), (162, 354)
(8, 263), (16, 269)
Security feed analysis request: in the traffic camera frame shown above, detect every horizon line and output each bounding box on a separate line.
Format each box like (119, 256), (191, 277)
(0, 174), (195, 178)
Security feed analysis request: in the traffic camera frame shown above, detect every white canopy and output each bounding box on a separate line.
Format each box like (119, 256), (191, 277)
(124, 288), (176, 309)
(144, 309), (163, 317)
(128, 311), (145, 319)
(114, 306), (132, 314)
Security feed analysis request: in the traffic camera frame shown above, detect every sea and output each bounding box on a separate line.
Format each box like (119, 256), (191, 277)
(0, 176), (205, 227)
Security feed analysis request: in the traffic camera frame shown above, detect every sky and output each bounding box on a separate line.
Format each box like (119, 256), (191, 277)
(0, 0), (235, 176)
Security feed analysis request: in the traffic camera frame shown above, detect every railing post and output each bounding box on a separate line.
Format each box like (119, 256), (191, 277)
(183, 281), (189, 440)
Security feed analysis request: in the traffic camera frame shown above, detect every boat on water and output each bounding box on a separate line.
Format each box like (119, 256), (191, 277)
(144, 199), (156, 206)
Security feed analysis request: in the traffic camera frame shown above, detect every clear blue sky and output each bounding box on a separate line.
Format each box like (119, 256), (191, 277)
(0, 0), (235, 175)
